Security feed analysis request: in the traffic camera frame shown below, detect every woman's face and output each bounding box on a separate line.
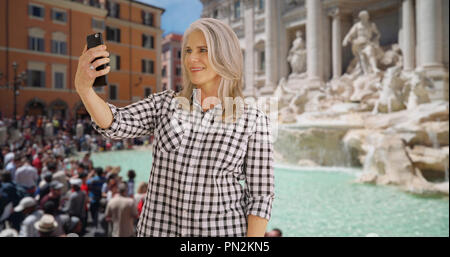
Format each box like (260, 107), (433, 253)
(184, 30), (221, 88)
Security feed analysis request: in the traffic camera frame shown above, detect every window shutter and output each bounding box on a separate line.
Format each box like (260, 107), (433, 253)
(117, 29), (121, 42)
(116, 55), (121, 70)
(142, 60), (146, 73)
(61, 42), (67, 55)
(150, 36), (154, 49)
(38, 38), (44, 52)
(28, 5), (32, 16)
(27, 70), (31, 87)
(142, 34), (145, 47)
(28, 37), (32, 50)
(116, 4), (120, 18)
(51, 40), (56, 53)
(40, 71), (45, 88)
(150, 60), (154, 74)
(141, 10), (145, 24)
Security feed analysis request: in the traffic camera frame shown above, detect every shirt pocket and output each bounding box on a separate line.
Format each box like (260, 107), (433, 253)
(213, 128), (246, 172)
(157, 115), (185, 153)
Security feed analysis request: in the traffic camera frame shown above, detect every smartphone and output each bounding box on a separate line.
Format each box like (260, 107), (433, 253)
(86, 33), (109, 87)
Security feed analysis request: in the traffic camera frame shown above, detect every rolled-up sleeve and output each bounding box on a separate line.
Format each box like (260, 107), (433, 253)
(92, 93), (162, 140)
(244, 111), (275, 221)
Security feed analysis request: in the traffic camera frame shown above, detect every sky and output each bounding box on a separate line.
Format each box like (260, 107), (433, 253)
(137, 0), (203, 36)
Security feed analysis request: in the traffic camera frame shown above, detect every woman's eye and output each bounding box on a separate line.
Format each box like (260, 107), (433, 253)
(200, 48), (208, 53)
(185, 49), (192, 53)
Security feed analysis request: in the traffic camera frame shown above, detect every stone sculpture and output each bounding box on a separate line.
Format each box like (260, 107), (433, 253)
(287, 30), (307, 75)
(343, 10), (383, 75)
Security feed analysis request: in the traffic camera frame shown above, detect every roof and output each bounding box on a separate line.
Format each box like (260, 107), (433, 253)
(132, 0), (165, 14)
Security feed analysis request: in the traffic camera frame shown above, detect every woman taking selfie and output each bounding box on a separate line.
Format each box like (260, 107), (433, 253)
(74, 18), (274, 237)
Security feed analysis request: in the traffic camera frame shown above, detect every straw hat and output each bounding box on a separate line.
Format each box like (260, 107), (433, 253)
(34, 214), (58, 233)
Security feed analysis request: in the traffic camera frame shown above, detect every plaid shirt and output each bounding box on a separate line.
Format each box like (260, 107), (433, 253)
(92, 89), (274, 237)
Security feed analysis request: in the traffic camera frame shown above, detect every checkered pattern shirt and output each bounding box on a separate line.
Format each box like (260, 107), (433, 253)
(92, 89), (274, 237)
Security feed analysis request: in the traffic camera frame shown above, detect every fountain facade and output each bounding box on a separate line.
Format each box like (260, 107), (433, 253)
(272, 6), (449, 196)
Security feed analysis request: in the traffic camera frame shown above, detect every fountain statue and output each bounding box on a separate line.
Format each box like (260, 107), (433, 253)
(272, 9), (449, 196)
(287, 30), (307, 76)
(343, 10), (383, 75)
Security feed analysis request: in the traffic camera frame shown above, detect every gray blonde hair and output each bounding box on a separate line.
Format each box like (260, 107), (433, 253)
(177, 18), (245, 122)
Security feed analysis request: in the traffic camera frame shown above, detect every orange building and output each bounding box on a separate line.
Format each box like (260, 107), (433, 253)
(161, 33), (183, 92)
(0, 0), (164, 120)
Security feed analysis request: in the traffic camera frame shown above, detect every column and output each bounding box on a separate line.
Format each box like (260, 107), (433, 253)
(402, 0), (415, 71)
(244, 0), (255, 96)
(416, 0), (443, 69)
(306, 0), (323, 83)
(416, 0), (448, 101)
(265, 0), (278, 90)
(330, 8), (342, 79)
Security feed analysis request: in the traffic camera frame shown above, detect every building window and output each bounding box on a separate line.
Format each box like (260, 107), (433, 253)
(258, 0), (265, 11)
(51, 9), (67, 23)
(177, 50), (181, 59)
(259, 50), (265, 71)
(142, 34), (154, 49)
(28, 4), (45, 19)
(51, 40), (67, 55)
(106, 26), (121, 42)
(213, 9), (218, 19)
(144, 87), (152, 97)
(27, 70), (45, 88)
(110, 54), (121, 70)
(28, 37), (45, 52)
(109, 84), (117, 100)
(175, 66), (181, 76)
(89, 0), (101, 8)
(107, 1), (120, 18)
(142, 59), (154, 74)
(92, 18), (105, 30)
(162, 66), (166, 77)
(142, 11), (154, 26)
(234, 1), (241, 19)
(54, 72), (64, 89)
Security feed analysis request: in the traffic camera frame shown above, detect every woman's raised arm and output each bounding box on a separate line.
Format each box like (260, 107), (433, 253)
(75, 44), (112, 129)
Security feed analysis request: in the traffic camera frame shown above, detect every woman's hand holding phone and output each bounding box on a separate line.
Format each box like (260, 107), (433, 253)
(74, 44), (110, 95)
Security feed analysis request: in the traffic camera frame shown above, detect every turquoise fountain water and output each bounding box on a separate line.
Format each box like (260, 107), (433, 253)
(88, 149), (449, 237)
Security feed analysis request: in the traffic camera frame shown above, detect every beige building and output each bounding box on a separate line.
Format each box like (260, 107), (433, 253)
(200, 0), (449, 100)
(161, 33), (183, 93)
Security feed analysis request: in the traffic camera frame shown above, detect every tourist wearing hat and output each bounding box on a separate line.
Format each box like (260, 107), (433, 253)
(39, 181), (63, 210)
(62, 178), (87, 235)
(34, 214), (58, 237)
(15, 197), (43, 237)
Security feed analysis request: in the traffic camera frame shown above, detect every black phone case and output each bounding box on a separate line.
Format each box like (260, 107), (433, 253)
(86, 33), (108, 87)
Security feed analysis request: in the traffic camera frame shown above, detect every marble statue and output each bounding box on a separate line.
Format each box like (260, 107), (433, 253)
(343, 10), (383, 75)
(372, 66), (406, 113)
(402, 68), (432, 110)
(287, 30), (307, 75)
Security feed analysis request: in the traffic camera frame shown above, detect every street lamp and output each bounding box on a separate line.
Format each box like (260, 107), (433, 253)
(0, 62), (27, 128)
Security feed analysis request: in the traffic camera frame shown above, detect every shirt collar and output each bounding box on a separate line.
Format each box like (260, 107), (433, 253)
(192, 88), (222, 113)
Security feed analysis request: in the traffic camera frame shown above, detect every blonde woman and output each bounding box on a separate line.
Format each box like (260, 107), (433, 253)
(74, 18), (274, 237)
